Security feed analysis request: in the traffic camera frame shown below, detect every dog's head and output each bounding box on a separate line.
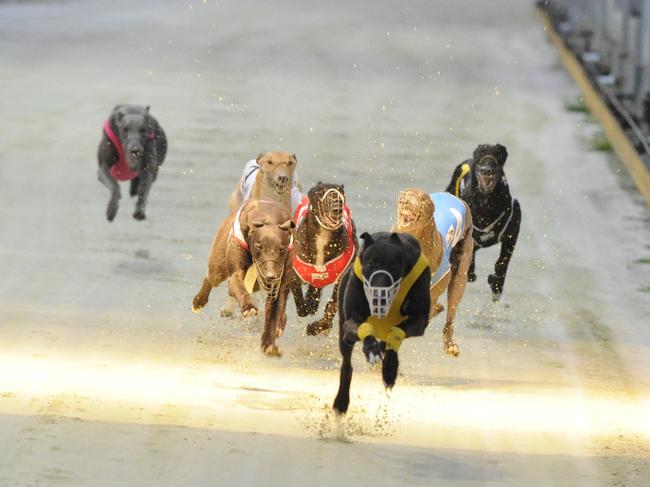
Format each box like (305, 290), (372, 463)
(396, 188), (434, 232)
(307, 182), (346, 230)
(112, 104), (154, 173)
(243, 200), (295, 299)
(358, 232), (407, 317)
(256, 152), (297, 196)
(472, 143), (508, 194)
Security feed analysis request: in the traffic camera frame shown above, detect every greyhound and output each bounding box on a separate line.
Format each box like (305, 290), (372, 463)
(192, 199), (295, 356)
(333, 232), (431, 415)
(290, 182), (358, 336)
(446, 143), (521, 301)
(97, 104), (167, 221)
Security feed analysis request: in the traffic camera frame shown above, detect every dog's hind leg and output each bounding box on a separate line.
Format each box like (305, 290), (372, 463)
(489, 200), (521, 301)
(98, 165), (121, 222)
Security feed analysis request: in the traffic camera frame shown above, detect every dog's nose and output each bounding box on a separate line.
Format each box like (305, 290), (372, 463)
(277, 175), (289, 185)
(130, 149), (142, 157)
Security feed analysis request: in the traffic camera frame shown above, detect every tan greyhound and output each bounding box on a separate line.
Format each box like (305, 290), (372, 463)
(393, 188), (474, 356)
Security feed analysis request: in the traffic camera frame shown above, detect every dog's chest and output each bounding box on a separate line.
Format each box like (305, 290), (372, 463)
(314, 233), (329, 271)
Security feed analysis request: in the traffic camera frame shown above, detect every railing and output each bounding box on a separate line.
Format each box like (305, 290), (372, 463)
(539, 0), (650, 166)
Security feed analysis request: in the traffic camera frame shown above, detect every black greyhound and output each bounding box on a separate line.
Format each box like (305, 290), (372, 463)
(446, 143), (521, 301)
(333, 232), (431, 415)
(97, 104), (167, 221)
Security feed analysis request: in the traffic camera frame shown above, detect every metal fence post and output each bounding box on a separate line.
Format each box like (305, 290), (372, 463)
(634, 0), (650, 117)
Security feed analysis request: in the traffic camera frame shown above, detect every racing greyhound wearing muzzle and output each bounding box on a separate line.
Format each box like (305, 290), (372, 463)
(446, 143), (521, 301)
(291, 183), (357, 336)
(333, 231), (431, 416)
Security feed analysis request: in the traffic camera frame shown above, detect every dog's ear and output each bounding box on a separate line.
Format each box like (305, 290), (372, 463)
(389, 232), (402, 245)
(279, 220), (295, 231)
(145, 105), (150, 116)
(360, 232), (374, 250)
(472, 144), (490, 163)
(292, 154), (297, 163)
(256, 153), (265, 163)
(495, 144), (508, 166)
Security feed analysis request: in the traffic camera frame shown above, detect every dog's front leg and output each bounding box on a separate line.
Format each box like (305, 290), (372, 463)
(333, 329), (355, 415)
(97, 164), (121, 222)
(133, 163), (155, 221)
(262, 291), (287, 357)
(228, 269), (257, 317)
(306, 281), (339, 336)
(490, 200), (521, 301)
(304, 286), (321, 315)
(290, 271), (311, 317)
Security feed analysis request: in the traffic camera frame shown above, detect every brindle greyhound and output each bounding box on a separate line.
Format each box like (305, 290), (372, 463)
(97, 105), (167, 221)
(192, 199), (295, 356)
(394, 188), (474, 357)
(290, 183), (357, 335)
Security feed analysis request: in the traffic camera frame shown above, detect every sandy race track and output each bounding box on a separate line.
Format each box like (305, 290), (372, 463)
(1, 0), (650, 485)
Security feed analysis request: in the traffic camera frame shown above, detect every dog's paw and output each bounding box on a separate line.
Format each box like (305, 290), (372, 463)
(488, 273), (504, 298)
(306, 319), (332, 336)
(133, 209), (146, 220)
(467, 271), (477, 282)
(333, 395), (349, 417)
(382, 349), (399, 389)
(262, 343), (282, 357)
(431, 302), (445, 317)
(445, 342), (460, 357)
(241, 304), (258, 317)
(362, 336), (383, 365)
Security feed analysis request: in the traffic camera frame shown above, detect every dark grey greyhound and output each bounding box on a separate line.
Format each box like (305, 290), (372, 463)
(97, 104), (167, 221)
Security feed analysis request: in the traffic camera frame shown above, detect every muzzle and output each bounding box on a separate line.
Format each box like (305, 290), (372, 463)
(475, 155), (500, 194)
(397, 190), (423, 229)
(255, 260), (284, 303)
(313, 188), (345, 230)
(362, 270), (402, 318)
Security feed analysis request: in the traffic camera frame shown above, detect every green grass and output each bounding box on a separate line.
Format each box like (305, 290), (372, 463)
(635, 257), (650, 264)
(591, 136), (613, 152)
(565, 98), (588, 113)
(640, 286), (650, 293)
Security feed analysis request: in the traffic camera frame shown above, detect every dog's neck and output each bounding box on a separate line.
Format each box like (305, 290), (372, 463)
(398, 223), (442, 272)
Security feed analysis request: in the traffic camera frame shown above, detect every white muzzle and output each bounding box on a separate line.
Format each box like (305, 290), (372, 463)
(362, 270), (402, 318)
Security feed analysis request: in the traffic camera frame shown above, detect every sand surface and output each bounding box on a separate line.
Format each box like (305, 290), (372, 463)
(1, 0), (650, 485)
